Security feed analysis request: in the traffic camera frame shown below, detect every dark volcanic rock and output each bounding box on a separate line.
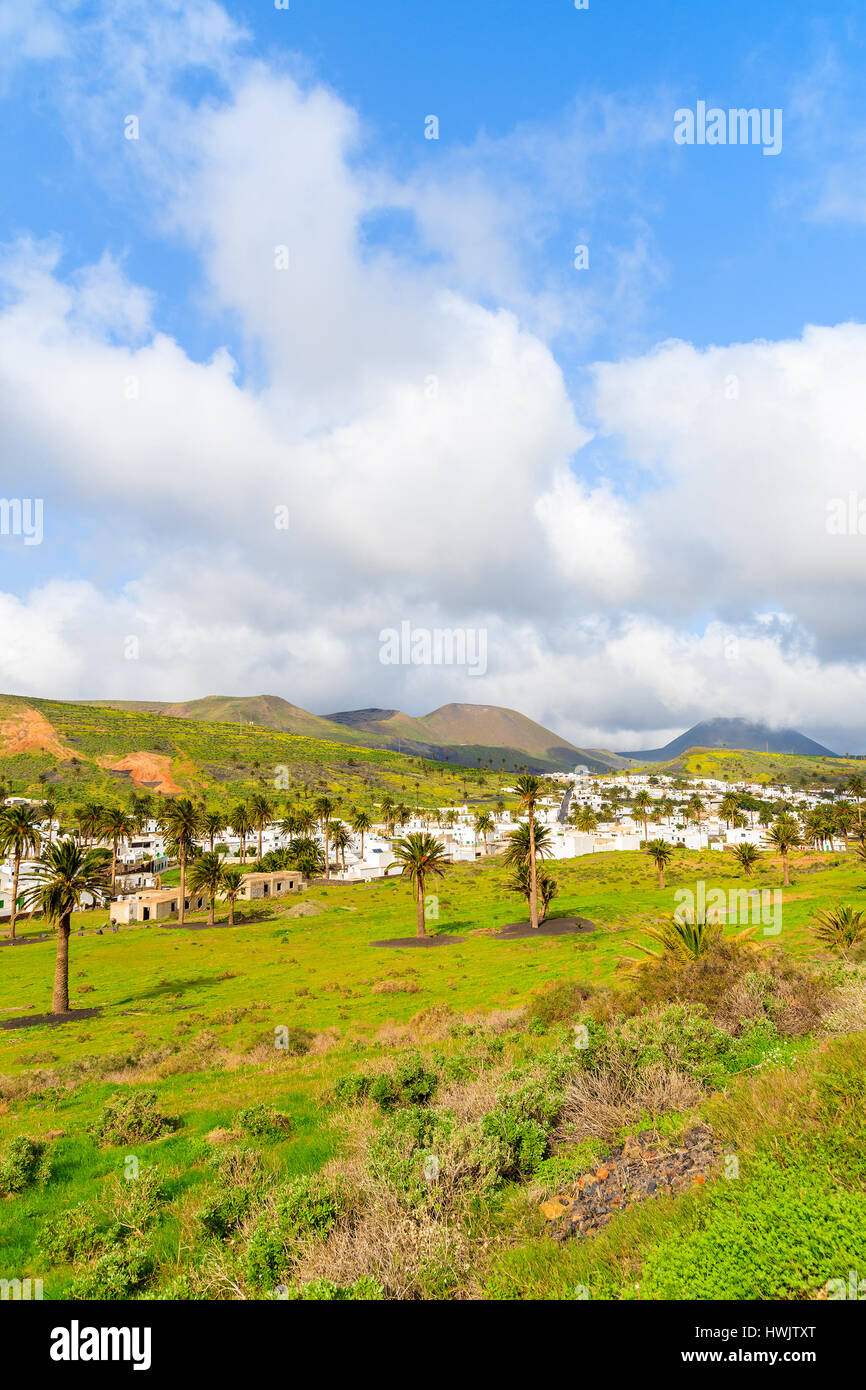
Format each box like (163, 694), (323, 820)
(547, 1125), (720, 1241)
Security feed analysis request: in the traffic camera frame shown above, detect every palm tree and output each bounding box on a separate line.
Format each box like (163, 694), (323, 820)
(158, 798), (203, 925)
(732, 843), (759, 876)
(473, 810), (494, 854)
(848, 775), (864, 829)
(294, 805), (317, 835)
(20, 839), (110, 1013)
(188, 852), (225, 926)
(202, 810), (227, 853)
(99, 806), (136, 897)
(220, 867), (244, 925)
(509, 861), (559, 922)
(350, 809), (372, 858)
(645, 839), (673, 889)
(79, 801), (105, 847)
(687, 794), (705, 829)
(248, 793), (273, 860)
(804, 807), (833, 850)
(0, 805), (42, 941)
(632, 789), (652, 842)
(390, 832), (450, 937)
(811, 903), (866, 957)
(514, 774), (545, 930)
(286, 837), (326, 879)
(230, 802), (252, 859)
(330, 822), (350, 873)
(623, 911), (760, 968)
(314, 796), (335, 878)
(767, 814), (800, 887)
(41, 799), (58, 843)
(570, 804), (598, 834)
(495, 797), (507, 818)
(833, 802), (854, 846)
(720, 791), (740, 829)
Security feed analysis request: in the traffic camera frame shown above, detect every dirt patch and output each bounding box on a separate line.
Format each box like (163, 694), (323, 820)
(98, 751), (184, 795)
(0, 1007), (102, 1031)
(543, 1125), (720, 1239)
(493, 916), (597, 939)
(370, 935), (466, 948)
(0, 705), (73, 760)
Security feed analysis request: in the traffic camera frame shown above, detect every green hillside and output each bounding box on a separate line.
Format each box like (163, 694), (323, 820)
(642, 744), (865, 788)
(0, 694), (508, 810)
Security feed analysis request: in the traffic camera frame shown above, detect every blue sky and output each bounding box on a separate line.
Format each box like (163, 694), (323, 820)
(1, 0), (866, 749)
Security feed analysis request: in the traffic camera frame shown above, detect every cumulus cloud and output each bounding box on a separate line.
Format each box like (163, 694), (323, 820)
(0, 1), (865, 751)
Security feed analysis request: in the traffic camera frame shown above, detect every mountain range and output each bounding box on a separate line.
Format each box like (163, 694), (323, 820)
(80, 698), (837, 772)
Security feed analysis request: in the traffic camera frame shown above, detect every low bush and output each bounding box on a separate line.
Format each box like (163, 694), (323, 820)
(0, 1136), (51, 1195)
(90, 1091), (179, 1146)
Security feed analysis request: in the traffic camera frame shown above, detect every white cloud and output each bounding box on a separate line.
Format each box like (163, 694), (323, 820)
(1, 2), (866, 751)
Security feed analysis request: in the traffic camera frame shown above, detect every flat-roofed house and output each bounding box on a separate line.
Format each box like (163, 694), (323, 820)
(236, 871), (303, 901)
(110, 887), (207, 924)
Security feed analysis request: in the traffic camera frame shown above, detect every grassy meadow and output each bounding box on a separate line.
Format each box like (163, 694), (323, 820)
(1, 846), (864, 1300)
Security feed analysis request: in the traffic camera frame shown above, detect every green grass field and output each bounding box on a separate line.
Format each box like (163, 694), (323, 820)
(1, 847), (864, 1301)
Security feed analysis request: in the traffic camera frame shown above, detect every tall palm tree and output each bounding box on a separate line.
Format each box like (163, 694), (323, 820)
(220, 867), (244, 925)
(495, 797), (507, 818)
(330, 821), (350, 873)
(248, 793), (273, 860)
(473, 810), (494, 854)
(314, 796), (335, 878)
(0, 804), (42, 941)
(202, 810), (228, 853)
(833, 802), (854, 846)
(20, 839), (110, 1013)
(350, 809), (372, 858)
(390, 832), (450, 937)
(294, 804), (317, 835)
(99, 806), (136, 897)
(632, 789), (652, 843)
(230, 802), (252, 859)
(41, 799), (58, 843)
(514, 774), (545, 930)
(188, 852), (225, 926)
(720, 791), (740, 829)
(158, 798), (203, 925)
(79, 801), (105, 848)
(848, 775), (864, 829)
(767, 814), (800, 887)
(645, 838), (673, 889)
(687, 794), (705, 829)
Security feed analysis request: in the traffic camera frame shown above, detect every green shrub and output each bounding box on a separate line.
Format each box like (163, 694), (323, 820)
(199, 1187), (254, 1238)
(71, 1242), (154, 1300)
(280, 1276), (384, 1301)
(39, 1203), (106, 1264)
(526, 980), (594, 1029)
(236, 1103), (293, 1140)
(0, 1136), (51, 1195)
(90, 1091), (178, 1146)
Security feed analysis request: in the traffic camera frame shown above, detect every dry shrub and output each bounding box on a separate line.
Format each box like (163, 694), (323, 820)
(823, 969), (866, 1034)
(292, 1189), (475, 1299)
(626, 941), (828, 1036)
(371, 980), (421, 995)
(559, 1050), (702, 1146)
